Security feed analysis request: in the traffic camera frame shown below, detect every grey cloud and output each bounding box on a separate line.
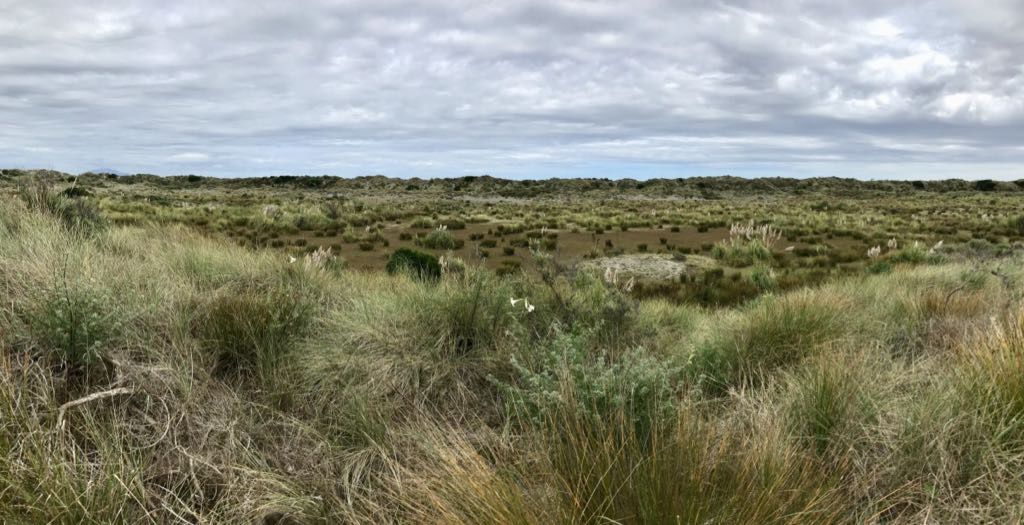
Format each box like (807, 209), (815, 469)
(1, 0), (1022, 179)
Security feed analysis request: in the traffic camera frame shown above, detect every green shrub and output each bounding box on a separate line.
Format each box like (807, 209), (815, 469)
(784, 356), (876, 455)
(1009, 215), (1024, 236)
(26, 276), (121, 369)
(889, 242), (928, 264)
(866, 260), (893, 274)
(386, 248), (442, 281)
(503, 327), (677, 431)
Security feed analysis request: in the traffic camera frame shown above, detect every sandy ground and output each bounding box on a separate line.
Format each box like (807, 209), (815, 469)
(577, 253), (716, 281)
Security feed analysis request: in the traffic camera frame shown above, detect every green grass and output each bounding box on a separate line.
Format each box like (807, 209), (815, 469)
(2, 178), (1024, 523)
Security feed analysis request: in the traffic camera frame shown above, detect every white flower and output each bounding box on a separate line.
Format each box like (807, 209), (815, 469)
(511, 297), (535, 313)
(867, 246), (881, 259)
(887, 238), (898, 250)
(623, 276), (635, 292)
(288, 255), (297, 264)
(604, 267), (616, 284)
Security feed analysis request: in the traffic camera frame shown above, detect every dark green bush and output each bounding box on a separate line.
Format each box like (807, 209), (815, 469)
(386, 248), (442, 281)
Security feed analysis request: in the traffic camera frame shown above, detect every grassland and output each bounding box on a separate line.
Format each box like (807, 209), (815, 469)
(2, 169), (1024, 523)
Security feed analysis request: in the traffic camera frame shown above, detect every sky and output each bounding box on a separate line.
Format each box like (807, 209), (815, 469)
(1, 0), (1023, 180)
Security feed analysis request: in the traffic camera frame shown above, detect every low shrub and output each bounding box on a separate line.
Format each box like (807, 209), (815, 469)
(25, 274), (122, 370)
(386, 248), (441, 281)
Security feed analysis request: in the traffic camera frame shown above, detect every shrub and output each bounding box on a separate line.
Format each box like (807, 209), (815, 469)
(503, 327), (678, 431)
(889, 242), (928, 264)
(386, 248), (441, 281)
(532, 399), (844, 524)
(783, 355), (876, 455)
(955, 308), (1024, 446)
(26, 275), (121, 370)
(866, 260), (893, 274)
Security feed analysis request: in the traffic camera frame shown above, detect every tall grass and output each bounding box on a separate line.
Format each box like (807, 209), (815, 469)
(2, 196), (1024, 523)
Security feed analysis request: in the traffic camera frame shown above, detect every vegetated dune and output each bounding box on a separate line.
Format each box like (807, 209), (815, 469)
(3, 187), (1024, 524)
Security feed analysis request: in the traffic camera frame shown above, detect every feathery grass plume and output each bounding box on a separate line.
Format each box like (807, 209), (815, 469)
(302, 245), (339, 273)
(711, 221), (779, 267)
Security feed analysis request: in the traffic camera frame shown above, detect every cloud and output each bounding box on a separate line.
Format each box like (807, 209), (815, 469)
(0, 0), (1022, 179)
(169, 152), (210, 162)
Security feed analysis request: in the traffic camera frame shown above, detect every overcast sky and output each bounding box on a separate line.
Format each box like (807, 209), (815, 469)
(2, 0), (1023, 179)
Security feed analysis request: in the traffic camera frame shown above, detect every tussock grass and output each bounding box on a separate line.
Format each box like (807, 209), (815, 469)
(3, 197), (1024, 523)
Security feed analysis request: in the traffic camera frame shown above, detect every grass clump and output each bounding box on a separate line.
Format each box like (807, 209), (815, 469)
(418, 229), (464, 250)
(711, 236), (773, 267)
(690, 291), (846, 394)
(191, 275), (317, 378)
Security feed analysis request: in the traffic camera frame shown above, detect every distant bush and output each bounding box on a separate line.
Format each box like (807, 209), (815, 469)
(750, 265), (778, 293)
(386, 248), (442, 281)
(419, 229), (463, 250)
(866, 260), (892, 274)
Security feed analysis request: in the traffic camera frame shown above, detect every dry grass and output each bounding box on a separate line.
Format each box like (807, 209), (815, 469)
(2, 191), (1024, 523)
